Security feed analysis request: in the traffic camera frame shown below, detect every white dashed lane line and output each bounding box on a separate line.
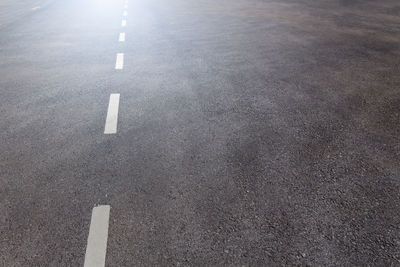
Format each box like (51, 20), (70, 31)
(115, 53), (124, 69)
(119, 32), (125, 42)
(121, 20), (126, 27)
(123, 10), (127, 16)
(84, 205), (111, 267)
(104, 94), (120, 134)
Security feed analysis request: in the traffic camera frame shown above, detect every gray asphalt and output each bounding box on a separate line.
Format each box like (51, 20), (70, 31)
(1, 0), (400, 265)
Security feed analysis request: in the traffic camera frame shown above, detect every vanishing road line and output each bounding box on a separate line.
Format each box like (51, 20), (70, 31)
(84, 205), (111, 267)
(115, 53), (124, 69)
(123, 10), (127, 16)
(121, 20), (126, 27)
(119, 32), (125, 42)
(104, 94), (120, 134)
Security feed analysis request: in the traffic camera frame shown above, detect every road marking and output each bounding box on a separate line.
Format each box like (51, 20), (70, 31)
(84, 205), (110, 267)
(124, 4), (128, 8)
(115, 53), (124, 69)
(32, 6), (40, 10)
(119, 32), (125, 42)
(121, 20), (126, 27)
(104, 94), (120, 134)
(123, 10), (127, 16)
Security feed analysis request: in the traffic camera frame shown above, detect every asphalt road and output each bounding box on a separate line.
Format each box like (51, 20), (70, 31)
(0, 0), (400, 265)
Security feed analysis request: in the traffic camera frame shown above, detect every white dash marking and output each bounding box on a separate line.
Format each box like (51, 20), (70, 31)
(84, 205), (110, 267)
(121, 20), (126, 27)
(32, 6), (40, 10)
(119, 32), (125, 42)
(104, 94), (120, 134)
(123, 10), (127, 16)
(115, 53), (124, 69)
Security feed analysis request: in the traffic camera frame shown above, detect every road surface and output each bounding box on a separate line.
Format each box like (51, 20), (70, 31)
(0, 0), (400, 265)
